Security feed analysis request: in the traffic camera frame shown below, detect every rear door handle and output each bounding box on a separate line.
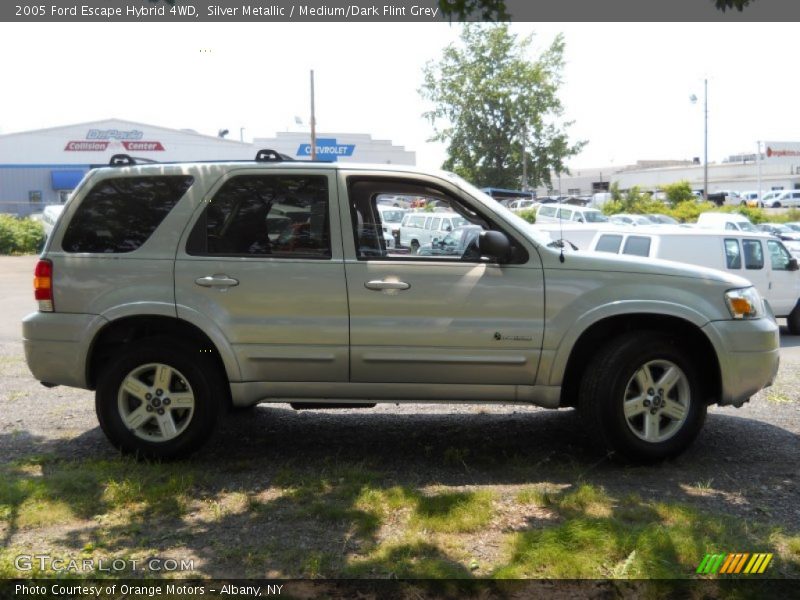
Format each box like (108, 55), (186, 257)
(195, 275), (239, 288)
(364, 280), (410, 291)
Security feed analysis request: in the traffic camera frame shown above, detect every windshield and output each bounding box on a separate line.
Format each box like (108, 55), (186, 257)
(584, 212), (609, 223)
(446, 173), (552, 246)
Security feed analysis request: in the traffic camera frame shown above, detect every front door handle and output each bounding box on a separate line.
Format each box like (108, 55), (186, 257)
(364, 280), (410, 291)
(195, 275), (240, 288)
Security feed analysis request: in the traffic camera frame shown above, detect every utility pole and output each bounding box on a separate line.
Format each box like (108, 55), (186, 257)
(703, 78), (708, 202)
(310, 70), (317, 161)
(757, 140), (762, 205)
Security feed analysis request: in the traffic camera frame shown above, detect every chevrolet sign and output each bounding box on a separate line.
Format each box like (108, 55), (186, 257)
(296, 138), (355, 161)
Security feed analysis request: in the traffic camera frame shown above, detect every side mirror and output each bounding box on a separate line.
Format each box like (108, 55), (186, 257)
(788, 258), (799, 272)
(479, 230), (512, 263)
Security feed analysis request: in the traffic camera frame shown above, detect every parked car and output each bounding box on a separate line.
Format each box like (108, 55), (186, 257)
(399, 211), (469, 253)
(41, 204), (66, 238)
(770, 190), (800, 208)
(535, 203), (608, 224)
(417, 225), (483, 258)
(608, 214), (653, 227)
(644, 214), (679, 225)
(22, 151), (780, 461)
(589, 227), (800, 334)
(784, 222), (800, 233)
(706, 191), (743, 207)
(377, 206), (407, 247)
(757, 223), (800, 242)
(508, 198), (539, 213)
(760, 191), (783, 208)
(696, 212), (760, 233)
(740, 191), (762, 208)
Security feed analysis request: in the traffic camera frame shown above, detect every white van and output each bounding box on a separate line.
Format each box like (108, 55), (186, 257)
(696, 212), (760, 233)
(588, 227), (800, 333)
(771, 190), (800, 208)
(535, 203), (608, 224)
(399, 211), (469, 253)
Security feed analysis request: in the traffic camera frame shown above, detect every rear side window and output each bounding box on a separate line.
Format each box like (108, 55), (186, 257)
(62, 176), (193, 253)
(187, 174), (330, 258)
(622, 236), (651, 257)
(724, 239), (741, 269)
(595, 234), (622, 253)
(742, 239), (764, 270)
(539, 206), (556, 218)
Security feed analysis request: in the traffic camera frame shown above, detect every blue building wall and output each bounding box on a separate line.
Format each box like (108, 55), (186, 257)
(0, 165), (89, 217)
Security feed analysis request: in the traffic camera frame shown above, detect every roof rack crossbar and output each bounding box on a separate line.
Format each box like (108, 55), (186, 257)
(109, 154), (160, 167)
(255, 149), (294, 162)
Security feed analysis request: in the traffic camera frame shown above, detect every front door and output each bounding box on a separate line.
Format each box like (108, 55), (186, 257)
(340, 174), (544, 386)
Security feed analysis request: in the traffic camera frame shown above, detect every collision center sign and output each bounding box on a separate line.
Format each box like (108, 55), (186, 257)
(64, 129), (165, 151)
(764, 141), (800, 159)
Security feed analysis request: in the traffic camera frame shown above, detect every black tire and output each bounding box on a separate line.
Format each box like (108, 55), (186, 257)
(410, 240), (420, 254)
(96, 338), (224, 460)
(772, 202), (781, 208)
(788, 306), (800, 336)
(578, 331), (707, 462)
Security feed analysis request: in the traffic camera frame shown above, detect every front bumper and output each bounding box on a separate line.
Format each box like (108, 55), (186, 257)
(703, 317), (780, 407)
(22, 311), (107, 389)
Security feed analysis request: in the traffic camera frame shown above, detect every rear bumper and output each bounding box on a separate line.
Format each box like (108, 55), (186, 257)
(22, 312), (107, 389)
(703, 318), (780, 407)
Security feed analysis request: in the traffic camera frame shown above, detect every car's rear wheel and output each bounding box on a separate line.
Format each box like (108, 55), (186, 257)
(410, 240), (420, 254)
(96, 338), (223, 459)
(772, 202), (781, 208)
(578, 331), (706, 462)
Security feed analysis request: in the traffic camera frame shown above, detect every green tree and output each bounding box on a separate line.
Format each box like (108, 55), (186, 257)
(420, 24), (585, 190)
(660, 181), (695, 207)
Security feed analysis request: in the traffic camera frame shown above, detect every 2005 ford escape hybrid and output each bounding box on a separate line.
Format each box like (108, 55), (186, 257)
(23, 152), (780, 461)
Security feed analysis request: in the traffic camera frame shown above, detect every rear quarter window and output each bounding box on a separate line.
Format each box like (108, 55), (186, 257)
(622, 236), (651, 257)
(62, 175), (193, 253)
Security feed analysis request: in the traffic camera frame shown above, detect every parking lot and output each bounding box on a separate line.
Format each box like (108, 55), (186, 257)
(1, 254), (799, 578)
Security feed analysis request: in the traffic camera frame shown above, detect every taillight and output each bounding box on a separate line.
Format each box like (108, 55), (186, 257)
(34, 259), (54, 312)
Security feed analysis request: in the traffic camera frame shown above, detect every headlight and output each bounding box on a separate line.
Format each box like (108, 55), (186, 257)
(725, 287), (764, 319)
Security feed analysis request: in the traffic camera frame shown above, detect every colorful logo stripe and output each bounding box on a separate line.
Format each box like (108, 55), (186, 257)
(697, 553), (772, 574)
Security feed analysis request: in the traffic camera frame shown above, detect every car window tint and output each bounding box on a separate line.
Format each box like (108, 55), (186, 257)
(595, 235), (623, 253)
(346, 177), (527, 264)
(62, 176), (193, 253)
(724, 239), (741, 269)
(767, 240), (792, 270)
(742, 239), (764, 270)
(187, 174), (330, 258)
(622, 236), (651, 257)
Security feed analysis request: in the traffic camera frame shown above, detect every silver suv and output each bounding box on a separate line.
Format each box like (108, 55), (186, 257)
(23, 152), (780, 461)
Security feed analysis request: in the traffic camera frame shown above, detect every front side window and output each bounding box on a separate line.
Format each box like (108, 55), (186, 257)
(63, 176), (193, 253)
(187, 174), (330, 258)
(767, 239), (792, 270)
(742, 239), (764, 270)
(347, 177), (525, 263)
(725, 239), (741, 269)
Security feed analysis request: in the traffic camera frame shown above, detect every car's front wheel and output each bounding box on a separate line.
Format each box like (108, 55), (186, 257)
(578, 331), (706, 462)
(96, 339), (223, 459)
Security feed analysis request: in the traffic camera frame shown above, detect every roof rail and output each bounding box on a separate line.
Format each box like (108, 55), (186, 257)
(108, 154), (159, 167)
(255, 149), (294, 162)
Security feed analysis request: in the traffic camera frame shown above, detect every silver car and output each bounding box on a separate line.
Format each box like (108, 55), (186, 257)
(23, 152), (780, 461)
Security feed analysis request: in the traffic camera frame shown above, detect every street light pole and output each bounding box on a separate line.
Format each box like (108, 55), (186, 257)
(703, 78), (708, 202)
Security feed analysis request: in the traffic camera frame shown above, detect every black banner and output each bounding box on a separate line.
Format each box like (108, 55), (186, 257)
(2, 0), (799, 22)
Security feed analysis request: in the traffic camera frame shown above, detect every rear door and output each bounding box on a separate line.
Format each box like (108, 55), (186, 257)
(175, 169), (349, 383)
(339, 173), (544, 386)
